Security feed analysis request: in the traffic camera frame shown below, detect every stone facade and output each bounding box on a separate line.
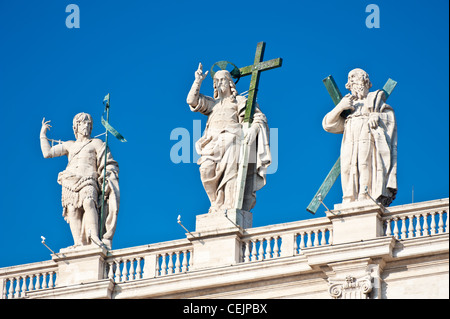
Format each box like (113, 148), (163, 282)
(1, 198), (448, 299)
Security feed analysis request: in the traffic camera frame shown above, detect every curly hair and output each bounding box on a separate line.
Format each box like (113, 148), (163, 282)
(345, 68), (372, 91)
(213, 70), (238, 102)
(72, 112), (93, 138)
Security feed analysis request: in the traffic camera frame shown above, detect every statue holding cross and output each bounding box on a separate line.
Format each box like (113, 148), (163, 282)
(186, 42), (281, 214)
(321, 68), (398, 207)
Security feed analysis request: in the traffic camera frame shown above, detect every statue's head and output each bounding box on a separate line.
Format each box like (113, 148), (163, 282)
(213, 70), (238, 101)
(73, 112), (93, 139)
(345, 68), (372, 99)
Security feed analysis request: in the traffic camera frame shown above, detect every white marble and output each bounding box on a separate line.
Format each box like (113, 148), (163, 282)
(186, 64), (271, 213)
(323, 68), (397, 206)
(40, 113), (120, 249)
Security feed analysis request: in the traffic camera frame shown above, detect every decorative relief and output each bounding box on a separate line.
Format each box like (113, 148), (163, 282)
(328, 274), (373, 299)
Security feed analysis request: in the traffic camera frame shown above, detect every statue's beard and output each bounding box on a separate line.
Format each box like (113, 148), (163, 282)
(351, 83), (368, 99)
(77, 127), (90, 139)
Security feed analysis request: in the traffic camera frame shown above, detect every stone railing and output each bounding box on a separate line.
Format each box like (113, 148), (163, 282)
(1, 198), (447, 299)
(104, 238), (193, 283)
(0, 260), (58, 299)
(240, 216), (333, 263)
(382, 199), (448, 240)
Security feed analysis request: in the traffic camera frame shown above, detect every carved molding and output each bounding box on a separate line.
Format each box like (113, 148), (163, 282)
(328, 274), (373, 299)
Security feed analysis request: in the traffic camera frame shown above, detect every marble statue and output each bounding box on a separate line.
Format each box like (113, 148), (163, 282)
(322, 68), (397, 206)
(40, 113), (120, 249)
(186, 63), (271, 213)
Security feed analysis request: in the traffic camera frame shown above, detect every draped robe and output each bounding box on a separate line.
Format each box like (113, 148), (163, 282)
(322, 90), (397, 206)
(191, 94), (271, 211)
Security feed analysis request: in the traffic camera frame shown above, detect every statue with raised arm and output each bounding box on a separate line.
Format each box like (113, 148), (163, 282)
(186, 63), (271, 213)
(40, 113), (120, 249)
(322, 68), (398, 206)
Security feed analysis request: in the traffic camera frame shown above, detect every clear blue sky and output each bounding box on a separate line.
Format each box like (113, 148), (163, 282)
(0, 0), (448, 267)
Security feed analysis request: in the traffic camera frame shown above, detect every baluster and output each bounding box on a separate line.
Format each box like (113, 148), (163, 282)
(446, 210), (449, 233)
(114, 261), (121, 282)
(7, 278), (14, 299)
(21, 275), (27, 296)
(258, 239), (264, 260)
(415, 214), (422, 237)
(438, 211), (444, 234)
(294, 233), (299, 255)
(422, 213), (429, 236)
(136, 257), (142, 279)
(13, 277), (20, 298)
(34, 273), (41, 290)
(407, 215), (414, 238)
(265, 237), (272, 259)
(48, 271), (55, 288)
(273, 236), (279, 258)
(28, 274), (35, 292)
(129, 258), (136, 280)
(181, 251), (188, 272)
(320, 229), (327, 246)
(306, 231), (312, 248)
(108, 262), (115, 280)
(121, 260), (128, 282)
(393, 218), (399, 239)
(175, 252), (181, 274)
(430, 212), (437, 235)
(168, 252), (174, 274)
(313, 229), (319, 246)
(42, 272), (48, 289)
(243, 241), (250, 262)
(187, 250), (193, 269)
(299, 232), (306, 250)
(161, 253), (167, 276)
(155, 255), (161, 276)
(250, 240), (257, 261)
(328, 229), (333, 245)
(385, 219), (392, 236)
(400, 216), (407, 239)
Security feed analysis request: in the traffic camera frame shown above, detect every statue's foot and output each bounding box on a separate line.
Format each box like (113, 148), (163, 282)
(102, 238), (112, 250)
(208, 207), (218, 214)
(357, 193), (369, 201)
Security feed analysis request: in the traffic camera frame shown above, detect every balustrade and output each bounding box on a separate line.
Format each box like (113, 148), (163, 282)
(294, 227), (332, 254)
(2, 269), (57, 299)
(384, 209), (448, 240)
(107, 257), (144, 283)
(241, 218), (333, 263)
(156, 250), (192, 276)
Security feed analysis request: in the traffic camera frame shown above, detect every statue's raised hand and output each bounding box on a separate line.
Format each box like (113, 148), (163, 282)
(40, 117), (52, 137)
(195, 63), (209, 82)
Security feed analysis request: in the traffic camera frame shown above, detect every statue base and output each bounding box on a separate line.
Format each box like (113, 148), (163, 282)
(327, 199), (385, 245)
(53, 245), (108, 287)
(188, 209), (252, 270)
(195, 208), (252, 232)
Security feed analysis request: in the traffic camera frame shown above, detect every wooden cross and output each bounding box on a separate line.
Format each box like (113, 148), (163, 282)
(306, 75), (397, 214)
(234, 42), (282, 210)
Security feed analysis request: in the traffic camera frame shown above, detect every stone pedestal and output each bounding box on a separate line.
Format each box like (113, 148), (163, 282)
(188, 209), (252, 270)
(195, 209), (252, 232)
(53, 245), (108, 286)
(327, 200), (384, 245)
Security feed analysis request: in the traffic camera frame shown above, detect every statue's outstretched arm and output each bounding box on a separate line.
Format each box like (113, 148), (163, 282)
(186, 62), (208, 107)
(40, 117), (68, 158)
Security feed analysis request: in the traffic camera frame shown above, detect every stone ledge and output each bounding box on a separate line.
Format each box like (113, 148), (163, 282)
(25, 279), (114, 299)
(302, 237), (396, 267)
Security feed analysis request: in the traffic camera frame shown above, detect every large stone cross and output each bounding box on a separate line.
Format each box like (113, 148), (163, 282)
(234, 42), (282, 209)
(306, 75), (397, 214)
